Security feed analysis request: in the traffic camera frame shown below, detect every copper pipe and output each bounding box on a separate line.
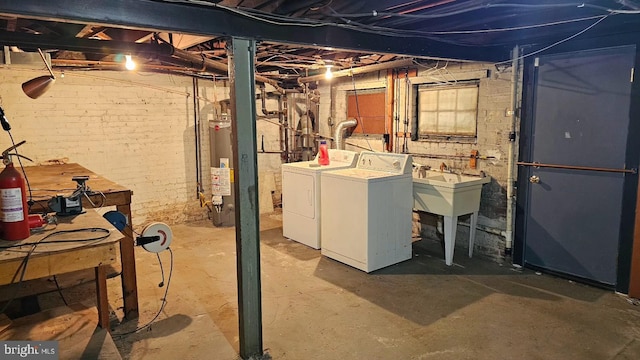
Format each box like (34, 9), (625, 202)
(517, 161), (637, 174)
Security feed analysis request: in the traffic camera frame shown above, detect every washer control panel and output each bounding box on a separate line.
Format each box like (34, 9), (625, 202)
(356, 151), (412, 174)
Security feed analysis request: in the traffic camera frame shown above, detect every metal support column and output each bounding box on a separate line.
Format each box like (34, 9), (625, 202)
(228, 37), (263, 359)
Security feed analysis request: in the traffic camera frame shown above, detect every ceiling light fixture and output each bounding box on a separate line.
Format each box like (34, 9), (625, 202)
(125, 54), (136, 71)
(325, 65), (333, 80)
(21, 48), (56, 99)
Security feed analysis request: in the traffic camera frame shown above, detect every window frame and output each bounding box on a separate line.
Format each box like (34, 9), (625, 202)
(346, 88), (387, 136)
(414, 80), (480, 143)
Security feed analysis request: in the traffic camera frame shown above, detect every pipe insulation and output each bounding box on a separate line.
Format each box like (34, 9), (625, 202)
(334, 118), (357, 150)
(297, 58), (414, 83)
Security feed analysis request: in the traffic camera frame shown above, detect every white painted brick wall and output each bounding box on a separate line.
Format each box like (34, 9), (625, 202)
(316, 62), (518, 261)
(0, 67), (228, 227)
(0, 60), (515, 259)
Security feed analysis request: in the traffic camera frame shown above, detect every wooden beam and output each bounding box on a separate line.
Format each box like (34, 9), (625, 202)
(75, 25), (111, 40)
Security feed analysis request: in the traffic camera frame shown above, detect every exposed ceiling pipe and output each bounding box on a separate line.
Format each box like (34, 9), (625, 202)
(260, 85), (281, 117)
(0, 30), (285, 93)
(52, 58), (204, 72)
(167, 47), (285, 93)
(297, 58), (414, 83)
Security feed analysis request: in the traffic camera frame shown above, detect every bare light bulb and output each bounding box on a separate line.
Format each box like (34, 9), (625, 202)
(125, 55), (136, 71)
(325, 65), (333, 80)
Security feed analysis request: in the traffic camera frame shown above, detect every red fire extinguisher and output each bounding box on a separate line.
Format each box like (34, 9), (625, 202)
(0, 141), (30, 241)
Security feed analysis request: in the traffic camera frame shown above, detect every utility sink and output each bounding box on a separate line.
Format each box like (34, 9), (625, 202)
(413, 171), (491, 266)
(413, 171), (491, 216)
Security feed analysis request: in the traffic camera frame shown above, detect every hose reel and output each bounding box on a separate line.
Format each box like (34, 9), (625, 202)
(103, 211), (172, 253)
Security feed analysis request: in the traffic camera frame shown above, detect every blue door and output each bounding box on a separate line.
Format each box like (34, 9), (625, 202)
(522, 46), (635, 286)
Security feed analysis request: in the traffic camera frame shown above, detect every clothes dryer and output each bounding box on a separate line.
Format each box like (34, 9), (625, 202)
(281, 149), (359, 249)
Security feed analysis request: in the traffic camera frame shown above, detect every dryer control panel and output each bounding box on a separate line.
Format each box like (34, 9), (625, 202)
(356, 151), (412, 174)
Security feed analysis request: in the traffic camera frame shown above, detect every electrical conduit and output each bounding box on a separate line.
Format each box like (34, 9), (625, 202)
(506, 45), (519, 255)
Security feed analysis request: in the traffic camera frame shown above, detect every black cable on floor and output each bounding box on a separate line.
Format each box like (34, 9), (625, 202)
(52, 275), (68, 306)
(112, 247), (174, 338)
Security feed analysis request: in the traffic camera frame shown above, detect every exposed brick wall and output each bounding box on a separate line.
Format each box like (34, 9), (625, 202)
(317, 62), (518, 261)
(0, 60), (516, 261)
(0, 67), (223, 227)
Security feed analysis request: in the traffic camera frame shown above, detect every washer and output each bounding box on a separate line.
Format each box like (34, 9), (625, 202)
(320, 151), (413, 272)
(282, 149), (359, 249)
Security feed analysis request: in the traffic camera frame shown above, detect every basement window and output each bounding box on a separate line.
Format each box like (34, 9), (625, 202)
(347, 89), (386, 135)
(416, 81), (479, 142)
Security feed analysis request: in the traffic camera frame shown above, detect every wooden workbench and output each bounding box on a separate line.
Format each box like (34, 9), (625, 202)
(22, 163), (139, 320)
(0, 210), (122, 329)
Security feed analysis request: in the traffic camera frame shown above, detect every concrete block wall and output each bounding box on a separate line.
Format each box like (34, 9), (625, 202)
(315, 62), (518, 261)
(0, 67), (225, 227)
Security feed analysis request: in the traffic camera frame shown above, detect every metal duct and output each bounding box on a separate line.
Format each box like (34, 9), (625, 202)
(334, 118), (357, 150)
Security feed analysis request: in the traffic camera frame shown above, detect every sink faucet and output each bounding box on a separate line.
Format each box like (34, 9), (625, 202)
(413, 163), (430, 178)
(418, 165), (428, 178)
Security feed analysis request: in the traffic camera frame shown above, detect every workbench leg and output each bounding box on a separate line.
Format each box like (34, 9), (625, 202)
(117, 203), (139, 320)
(95, 265), (110, 330)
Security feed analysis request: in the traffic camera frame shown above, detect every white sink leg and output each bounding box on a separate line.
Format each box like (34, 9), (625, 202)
(469, 211), (478, 258)
(443, 215), (458, 266)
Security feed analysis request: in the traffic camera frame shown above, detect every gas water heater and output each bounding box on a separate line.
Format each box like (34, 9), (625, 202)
(209, 113), (235, 227)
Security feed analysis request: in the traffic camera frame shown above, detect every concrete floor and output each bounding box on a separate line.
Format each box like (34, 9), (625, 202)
(35, 212), (640, 359)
